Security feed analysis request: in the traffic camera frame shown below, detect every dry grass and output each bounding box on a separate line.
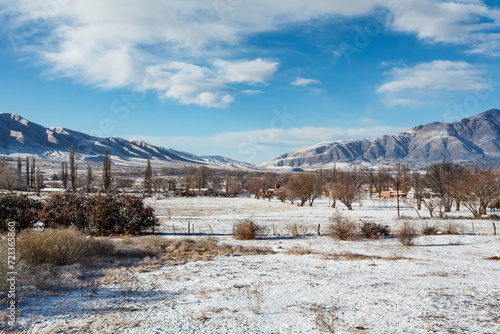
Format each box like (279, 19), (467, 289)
(244, 282), (264, 315)
(487, 255), (500, 260)
(314, 297), (339, 333)
(17, 227), (114, 266)
(233, 219), (266, 240)
(321, 252), (381, 261)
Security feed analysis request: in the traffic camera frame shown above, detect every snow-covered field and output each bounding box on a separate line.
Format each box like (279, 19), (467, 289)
(17, 197), (500, 333)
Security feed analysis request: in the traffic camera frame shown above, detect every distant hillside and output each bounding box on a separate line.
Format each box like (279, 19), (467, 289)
(0, 113), (254, 169)
(260, 109), (500, 169)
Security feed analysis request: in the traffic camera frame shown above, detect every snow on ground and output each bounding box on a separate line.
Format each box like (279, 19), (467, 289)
(18, 197), (500, 333)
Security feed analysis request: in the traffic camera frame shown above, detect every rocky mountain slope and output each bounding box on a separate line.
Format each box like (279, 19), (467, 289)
(0, 113), (253, 168)
(261, 109), (500, 169)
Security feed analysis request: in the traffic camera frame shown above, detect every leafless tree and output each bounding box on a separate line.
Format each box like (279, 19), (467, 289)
(70, 145), (77, 192)
(411, 172), (424, 210)
(61, 161), (68, 189)
(102, 149), (112, 193)
(144, 157), (152, 195)
(425, 160), (455, 212)
(86, 165), (93, 193)
(453, 167), (500, 218)
(195, 166), (211, 189)
(35, 167), (43, 196)
(25, 156), (30, 188)
(330, 171), (361, 210)
(0, 166), (24, 192)
(285, 172), (323, 206)
(30, 155), (35, 188)
(17, 157), (22, 172)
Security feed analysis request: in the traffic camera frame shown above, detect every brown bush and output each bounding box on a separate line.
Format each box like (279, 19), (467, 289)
(395, 222), (419, 246)
(327, 212), (358, 240)
(233, 219), (265, 240)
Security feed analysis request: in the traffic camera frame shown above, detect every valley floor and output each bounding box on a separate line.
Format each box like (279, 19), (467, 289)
(11, 197), (500, 333)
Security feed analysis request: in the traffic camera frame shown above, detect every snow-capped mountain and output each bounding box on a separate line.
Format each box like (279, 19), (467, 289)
(0, 113), (254, 169)
(260, 109), (500, 169)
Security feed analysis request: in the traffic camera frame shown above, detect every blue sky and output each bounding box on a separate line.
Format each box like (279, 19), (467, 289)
(1, 0), (500, 164)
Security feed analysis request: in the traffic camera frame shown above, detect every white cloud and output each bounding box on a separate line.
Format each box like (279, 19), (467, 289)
(390, 0), (500, 56)
(378, 61), (487, 94)
(377, 60), (489, 107)
(2, 0), (500, 109)
(291, 77), (321, 86)
(143, 59), (277, 108)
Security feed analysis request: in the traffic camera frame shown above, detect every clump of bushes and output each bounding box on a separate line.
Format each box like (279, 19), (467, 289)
(360, 222), (391, 239)
(233, 219), (265, 240)
(39, 194), (95, 231)
(395, 222), (419, 246)
(0, 195), (42, 232)
(0, 193), (158, 236)
(17, 227), (114, 266)
(327, 211), (358, 241)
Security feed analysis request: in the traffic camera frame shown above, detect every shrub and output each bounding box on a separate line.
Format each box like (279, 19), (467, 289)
(92, 195), (158, 236)
(327, 211), (358, 240)
(422, 224), (438, 235)
(286, 223), (307, 238)
(360, 222), (390, 239)
(395, 222), (419, 246)
(17, 227), (114, 266)
(39, 194), (95, 231)
(0, 195), (42, 232)
(233, 219), (265, 240)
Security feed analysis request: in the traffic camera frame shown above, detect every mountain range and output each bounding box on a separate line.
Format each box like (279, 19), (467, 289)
(1, 110), (500, 170)
(260, 109), (500, 169)
(0, 113), (254, 169)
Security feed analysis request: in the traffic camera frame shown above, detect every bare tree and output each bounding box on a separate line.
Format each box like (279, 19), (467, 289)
(411, 172), (424, 210)
(0, 166), (24, 192)
(61, 162), (68, 190)
(425, 160), (455, 212)
(453, 167), (500, 218)
(17, 157), (22, 172)
(144, 157), (152, 195)
(330, 171), (361, 210)
(195, 166), (211, 189)
(30, 155), (35, 188)
(35, 167), (43, 196)
(285, 172), (323, 206)
(70, 145), (77, 192)
(25, 156), (30, 189)
(86, 165), (93, 193)
(422, 198), (441, 218)
(102, 149), (112, 193)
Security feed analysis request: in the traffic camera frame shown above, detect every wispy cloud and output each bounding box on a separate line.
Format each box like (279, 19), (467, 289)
(291, 77), (321, 86)
(377, 60), (489, 107)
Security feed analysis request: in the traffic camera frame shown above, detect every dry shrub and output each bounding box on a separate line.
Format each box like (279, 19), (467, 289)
(314, 297), (339, 333)
(360, 222), (390, 239)
(487, 255), (500, 260)
(395, 222), (419, 246)
(327, 212), (358, 240)
(244, 282), (264, 314)
(17, 227), (114, 266)
(422, 224), (438, 235)
(442, 222), (462, 235)
(286, 223), (307, 238)
(233, 219), (265, 240)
